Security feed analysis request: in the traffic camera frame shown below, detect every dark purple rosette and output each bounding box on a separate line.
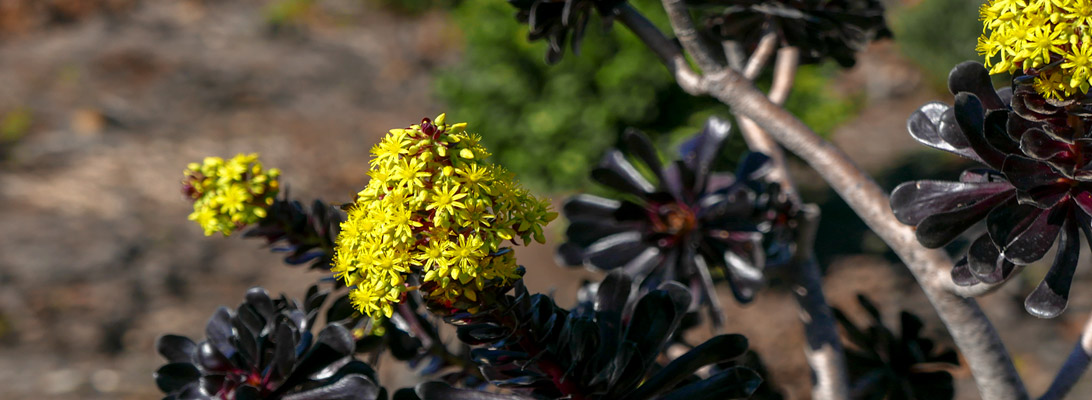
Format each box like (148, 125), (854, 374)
(507, 0), (628, 64)
(834, 295), (959, 400)
(891, 61), (1092, 318)
(153, 287), (384, 400)
(691, 0), (891, 67)
(558, 117), (797, 325)
(440, 272), (762, 400)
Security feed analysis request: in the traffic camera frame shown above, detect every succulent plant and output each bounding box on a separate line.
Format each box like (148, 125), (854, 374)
(507, 0), (628, 63)
(183, 153), (281, 236)
(153, 287), (385, 400)
(244, 198), (343, 272)
(834, 295), (959, 400)
(891, 61), (1092, 318)
(558, 117), (795, 325)
(438, 272), (762, 399)
(692, 0), (891, 67)
(977, 0), (1092, 100)
(333, 114), (554, 319)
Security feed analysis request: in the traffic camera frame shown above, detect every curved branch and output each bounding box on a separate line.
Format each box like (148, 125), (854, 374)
(738, 46), (800, 203)
(743, 32), (778, 80)
(701, 68), (1028, 400)
(617, 5), (704, 95)
(722, 40), (746, 71)
(625, 4), (1027, 398)
(660, 0), (721, 72)
(791, 205), (850, 400)
(1038, 313), (1092, 400)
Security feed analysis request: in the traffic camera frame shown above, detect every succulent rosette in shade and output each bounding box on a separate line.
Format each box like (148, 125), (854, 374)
(890, 61), (1092, 318)
(834, 295), (959, 400)
(444, 272), (762, 399)
(692, 0), (891, 67)
(558, 117), (790, 325)
(507, 0), (627, 63)
(153, 287), (384, 400)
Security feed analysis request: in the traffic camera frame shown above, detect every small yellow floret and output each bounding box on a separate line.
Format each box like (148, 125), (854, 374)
(980, 0), (1092, 98)
(183, 153), (280, 236)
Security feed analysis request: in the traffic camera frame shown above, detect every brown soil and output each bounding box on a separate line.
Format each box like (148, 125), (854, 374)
(0, 1), (1087, 399)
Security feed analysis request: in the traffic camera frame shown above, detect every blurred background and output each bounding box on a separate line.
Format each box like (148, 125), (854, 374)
(0, 0), (1088, 398)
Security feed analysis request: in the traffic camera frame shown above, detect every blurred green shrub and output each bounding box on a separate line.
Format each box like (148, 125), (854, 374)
(890, 0), (981, 88)
(435, 0), (860, 191)
(1, 108), (31, 143)
(367, 0), (456, 15)
(265, 0), (314, 27)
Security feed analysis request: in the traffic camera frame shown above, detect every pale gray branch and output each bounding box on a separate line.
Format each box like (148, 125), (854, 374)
(701, 68), (1028, 400)
(616, 5), (704, 95)
(743, 32), (778, 80)
(791, 205), (850, 400)
(738, 46), (800, 203)
(722, 40), (746, 71)
(661, 0), (721, 72)
(627, 4), (1028, 398)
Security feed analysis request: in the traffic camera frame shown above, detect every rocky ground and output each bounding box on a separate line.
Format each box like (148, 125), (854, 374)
(0, 1), (1088, 399)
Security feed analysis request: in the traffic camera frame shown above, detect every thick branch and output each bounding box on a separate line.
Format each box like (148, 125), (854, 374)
(660, 0), (721, 72)
(738, 46), (800, 203)
(629, 4), (1026, 398)
(617, 5), (704, 95)
(722, 40), (746, 71)
(791, 205), (849, 400)
(701, 68), (1028, 400)
(1038, 313), (1092, 400)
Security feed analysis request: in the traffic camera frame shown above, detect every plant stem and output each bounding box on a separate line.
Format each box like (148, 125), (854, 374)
(621, 4), (1030, 399)
(1038, 313), (1092, 400)
(791, 205), (850, 400)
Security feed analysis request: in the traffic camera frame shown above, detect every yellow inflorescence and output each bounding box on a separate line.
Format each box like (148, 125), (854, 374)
(978, 0), (1092, 99)
(183, 153), (280, 236)
(333, 114), (556, 319)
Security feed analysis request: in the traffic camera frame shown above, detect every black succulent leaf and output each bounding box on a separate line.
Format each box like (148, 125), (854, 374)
(834, 295), (959, 400)
(321, 286), (486, 388)
(437, 272), (762, 400)
(507, 0), (628, 64)
(691, 0), (891, 67)
(154, 286), (385, 400)
(244, 197), (343, 272)
(890, 61), (1092, 318)
(558, 118), (799, 325)
(710, 350), (785, 400)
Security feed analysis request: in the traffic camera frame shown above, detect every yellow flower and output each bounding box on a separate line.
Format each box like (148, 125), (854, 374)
(427, 183), (467, 224)
(333, 114), (556, 319)
(183, 153), (280, 236)
(981, 0), (1092, 98)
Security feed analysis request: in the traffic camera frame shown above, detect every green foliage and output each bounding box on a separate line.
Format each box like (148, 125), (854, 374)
(1, 108), (31, 142)
(890, 0), (982, 88)
(265, 0), (314, 26)
(436, 0), (861, 191)
(779, 64), (863, 138)
(368, 0), (456, 15)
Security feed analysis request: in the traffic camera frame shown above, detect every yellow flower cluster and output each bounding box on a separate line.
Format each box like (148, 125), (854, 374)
(183, 153), (280, 236)
(978, 0), (1092, 99)
(333, 114), (556, 319)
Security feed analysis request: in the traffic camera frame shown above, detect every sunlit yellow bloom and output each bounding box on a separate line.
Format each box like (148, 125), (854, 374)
(981, 0), (1092, 98)
(183, 153), (280, 236)
(333, 114), (556, 319)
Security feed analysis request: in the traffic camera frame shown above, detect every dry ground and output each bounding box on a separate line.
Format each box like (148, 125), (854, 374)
(0, 1), (1088, 399)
